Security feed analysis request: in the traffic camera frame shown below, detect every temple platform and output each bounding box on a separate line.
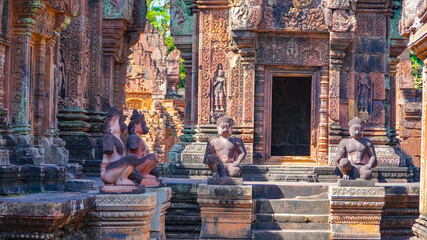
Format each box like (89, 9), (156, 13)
(0, 176), (420, 240)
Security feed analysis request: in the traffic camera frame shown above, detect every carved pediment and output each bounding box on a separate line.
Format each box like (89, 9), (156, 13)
(256, 0), (328, 31)
(103, 0), (134, 20)
(171, 0), (194, 36)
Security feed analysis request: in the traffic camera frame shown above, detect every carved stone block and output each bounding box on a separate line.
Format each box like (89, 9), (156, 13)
(197, 184), (253, 239)
(370, 73), (385, 100)
(330, 187), (385, 240)
(256, 36), (329, 66)
(0, 192), (92, 239)
(355, 36), (387, 55)
(146, 187), (172, 240)
(84, 192), (157, 240)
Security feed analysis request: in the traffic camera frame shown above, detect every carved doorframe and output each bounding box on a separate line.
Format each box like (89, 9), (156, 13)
(263, 66), (321, 164)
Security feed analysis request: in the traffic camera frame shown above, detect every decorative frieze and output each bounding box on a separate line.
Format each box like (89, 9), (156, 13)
(256, 36), (329, 66)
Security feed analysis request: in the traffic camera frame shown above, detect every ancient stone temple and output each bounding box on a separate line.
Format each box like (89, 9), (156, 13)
(126, 21), (184, 163)
(0, 0), (146, 192)
(167, 0), (421, 181)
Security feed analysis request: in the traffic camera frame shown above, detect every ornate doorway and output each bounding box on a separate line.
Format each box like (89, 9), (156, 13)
(263, 67), (321, 165)
(271, 77), (311, 157)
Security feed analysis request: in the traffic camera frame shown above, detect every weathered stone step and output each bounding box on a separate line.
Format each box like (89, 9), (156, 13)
(253, 230), (329, 240)
(255, 199), (330, 214)
(253, 184), (329, 199)
(253, 221), (329, 230)
(255, 213), (329, 223)
(266, 174), (315, 182)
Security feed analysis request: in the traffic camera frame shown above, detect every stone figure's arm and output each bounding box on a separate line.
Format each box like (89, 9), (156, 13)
(203, 139), (215, 164)
(103, 134), (115, 155)
(127, 134), (140, 151)
(366, 140), (377, 169)
(233, 138), (247, 167)
(334, 140), (347, 164)
(212, 77), (218, 87)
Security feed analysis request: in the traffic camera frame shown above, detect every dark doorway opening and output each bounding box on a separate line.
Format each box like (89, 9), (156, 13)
(271, 77), (311, 156)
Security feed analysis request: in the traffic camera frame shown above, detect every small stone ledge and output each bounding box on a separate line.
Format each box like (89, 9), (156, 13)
(0, 164), (66, 195)
(0, 192), (93, 239)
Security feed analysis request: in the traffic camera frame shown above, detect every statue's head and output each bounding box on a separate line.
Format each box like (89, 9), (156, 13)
(348, 117), (365, 140)
(104, 106), (127, 134)
(128, 109), (149, 135)
(217, 115), (234, 138)
(217, 64), (224, 77)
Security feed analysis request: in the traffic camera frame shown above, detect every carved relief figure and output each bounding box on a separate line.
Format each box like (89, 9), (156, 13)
(127, 109), (160, 180)
(357, 73), (371, 113)
(322, 0), (356, 32)
(213, 64), (227, 110)
(101, 107), (142, 186)
(334, 117), (378, 180)
(203, 116), (247, 177)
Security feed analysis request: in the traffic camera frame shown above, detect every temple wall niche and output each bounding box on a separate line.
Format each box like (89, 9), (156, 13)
(126, 21), (184, 163)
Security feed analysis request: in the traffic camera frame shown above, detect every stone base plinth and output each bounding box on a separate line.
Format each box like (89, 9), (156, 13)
(382, 186), (419, 239)
(0, 165), (66, 195)
(65, 179), (98, 192)
(99, 185), (145, 194)
(207, 177), (243, 185)
(0, 192), (92, 239)
(84, 192), (157, 240)
(197, 184), (253, 239)
(412, 214), (427, 239)
(146, 187), (172, 240)
(338, 179), (376, 187)
(330, 187), (385, 240)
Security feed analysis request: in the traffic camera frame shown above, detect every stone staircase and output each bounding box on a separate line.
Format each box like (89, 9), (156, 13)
(252, 184), (330, 240)
(242, 165), (338, 182)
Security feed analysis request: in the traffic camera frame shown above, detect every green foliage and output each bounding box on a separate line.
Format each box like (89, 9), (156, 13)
(146, 0), (185, 88)
(178, 58), (186, 88)
(410, 50), (423, 89)
(146, 0), (175, 52)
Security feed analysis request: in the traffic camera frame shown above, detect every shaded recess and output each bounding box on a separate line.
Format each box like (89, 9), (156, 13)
(271, 77), (311, 156)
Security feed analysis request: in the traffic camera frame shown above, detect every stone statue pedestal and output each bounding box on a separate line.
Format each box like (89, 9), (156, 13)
(197, 184), (253, 239)
(207, 177), (243, 185)
(99, 185), (145, 194)
(146, 187), (172, 240)
(338, 179), (376, 187)
(141, 178), (162, 187)
(84, 192), (157, 240)
(330, 186), (385, 240)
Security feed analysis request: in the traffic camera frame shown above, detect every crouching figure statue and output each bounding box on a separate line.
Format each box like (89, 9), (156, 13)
(127, 109), (159, 180)
(334, 117), (378, 180)
(203, 116), (247, 178)
(101, 107), (142, 185)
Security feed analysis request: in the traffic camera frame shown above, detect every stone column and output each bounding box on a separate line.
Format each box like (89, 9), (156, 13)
(9, 1), (44, 165)
(413, 59), (427, 238)
(319, 67), (329, 165)
(330, 186), (385, 239)
(197, 184), (253, 239)
(10, 10), (34, 136)
(146, 187), (172, 240)
(84, 192), (157, 240)
(33, 38), (46, 148)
